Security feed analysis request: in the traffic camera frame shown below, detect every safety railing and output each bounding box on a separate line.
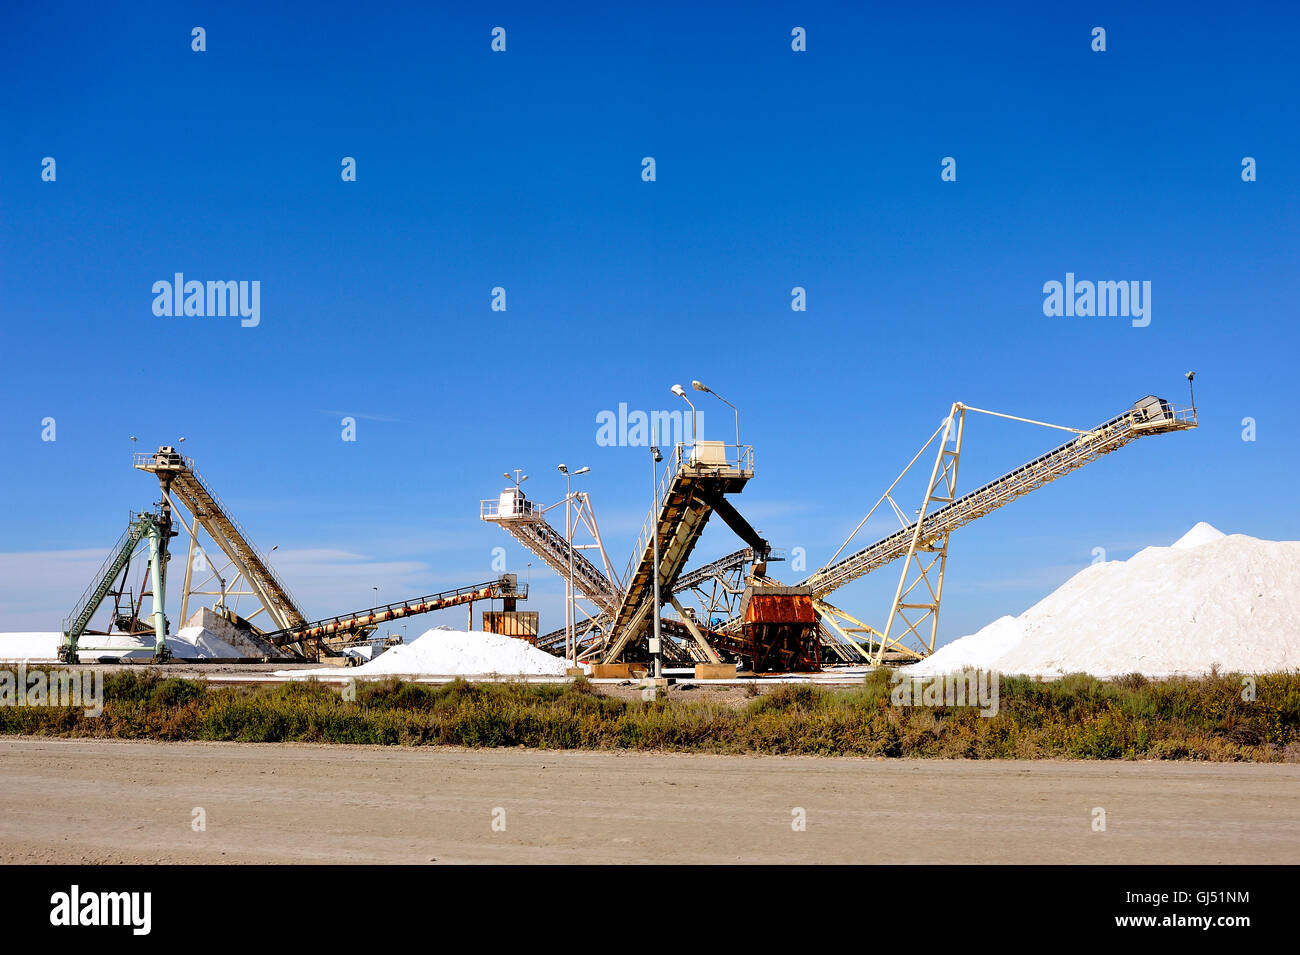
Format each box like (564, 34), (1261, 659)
(1131, 403), (1198, 431)
(480, 497), (545, 520)
(132, 451), (193, 470)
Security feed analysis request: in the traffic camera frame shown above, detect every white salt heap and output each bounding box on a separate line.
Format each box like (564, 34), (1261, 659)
(280, 626), (570, 678)
(0, 633), (64, 661)
(907, 523), (1300, 678)
(0, 626), (241, 661)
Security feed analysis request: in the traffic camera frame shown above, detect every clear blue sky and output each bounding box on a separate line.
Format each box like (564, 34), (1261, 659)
(2, 1), (1297, 642)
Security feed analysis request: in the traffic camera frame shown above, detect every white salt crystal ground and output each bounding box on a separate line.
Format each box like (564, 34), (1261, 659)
(0, 626), (241, 661)
(0, 632), (63, 661)
(906, 523), (1300, 678)
(279, 626), (570, 678)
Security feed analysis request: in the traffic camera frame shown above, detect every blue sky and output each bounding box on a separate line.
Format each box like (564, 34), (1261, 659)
(2, 1), (1297, 643)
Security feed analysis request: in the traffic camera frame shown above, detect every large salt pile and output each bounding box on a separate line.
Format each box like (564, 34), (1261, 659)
(166, 626), (242, 659)
(906, 523), (1300, 678)
(281, 626), (570, 678)
(0, 633), (64, 662)
(0, 626), (242, 661)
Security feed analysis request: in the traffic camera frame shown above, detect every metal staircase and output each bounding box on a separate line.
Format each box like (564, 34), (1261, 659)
(481, 494), (620, 613)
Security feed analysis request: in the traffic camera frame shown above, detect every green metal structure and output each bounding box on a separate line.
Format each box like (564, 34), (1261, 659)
(60, 511), (171, 664)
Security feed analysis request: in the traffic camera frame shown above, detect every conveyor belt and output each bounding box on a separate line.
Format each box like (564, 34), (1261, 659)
(600, 445), (753, 663)
(135, 450), (306, 631)
(803, 399), (1196, 598)
(262, 576), (523, 646)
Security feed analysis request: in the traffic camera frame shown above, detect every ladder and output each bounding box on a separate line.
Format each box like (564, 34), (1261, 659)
(480, 497), (620, 613)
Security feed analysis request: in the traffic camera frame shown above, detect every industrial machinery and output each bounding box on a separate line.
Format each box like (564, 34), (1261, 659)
(799, 394), (1197, 663)
(481, 477), (622, 661)
(125, 446), (529, 661)
(64, 387), (1193, 670)
(483, 390), (1197, 671)
(260, 575), (526, 648)
(134, 446), (307, 638)
(59, 509), (173, 664)
(482, 442), (773, 665)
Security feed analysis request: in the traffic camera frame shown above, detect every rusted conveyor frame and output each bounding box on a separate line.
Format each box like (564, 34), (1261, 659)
(262, 576), (525, 646)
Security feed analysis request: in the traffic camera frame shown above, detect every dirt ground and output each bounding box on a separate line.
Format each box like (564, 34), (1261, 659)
(2, 737), (1296, 864)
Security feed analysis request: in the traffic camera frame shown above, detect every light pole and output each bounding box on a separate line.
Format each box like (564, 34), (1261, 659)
(557, 463), (590, 666)
(692, 380), (739, 454)
(650, 445), (663, 679)
(670, 384), (697, 448)
(1185, 370), (1197, 413)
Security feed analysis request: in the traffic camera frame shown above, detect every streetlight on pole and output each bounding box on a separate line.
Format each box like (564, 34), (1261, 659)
(670, 383), (697, 448)
(692, 380), (739, 454)
(556, 463), (590, 667)
(650, 445), (663, 679)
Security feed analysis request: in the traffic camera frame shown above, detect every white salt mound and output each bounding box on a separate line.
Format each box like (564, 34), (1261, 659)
(907, 523), (1300, 678)
(280, 627), (570, 677)
(0, 626), (241, 661)
(0, 632), (64, 662)
(168, 626), (242, 659)
(1172, 521), (1227, 549)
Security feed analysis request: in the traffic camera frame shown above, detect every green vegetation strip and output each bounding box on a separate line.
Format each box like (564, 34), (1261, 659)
(2, 670), (1298, 759)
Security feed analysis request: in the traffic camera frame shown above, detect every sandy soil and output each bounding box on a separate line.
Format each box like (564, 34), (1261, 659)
(1, 738), (1296, 864)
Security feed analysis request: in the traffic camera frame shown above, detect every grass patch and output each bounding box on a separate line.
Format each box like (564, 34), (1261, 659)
(1, 670), (1297, 760)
